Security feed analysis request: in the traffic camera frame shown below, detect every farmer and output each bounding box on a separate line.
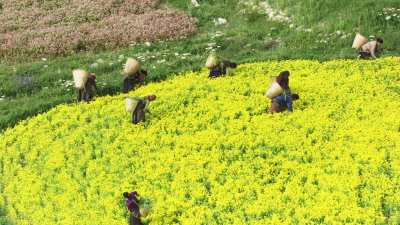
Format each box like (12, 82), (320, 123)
(123, 191), (143, 225)
(205, 54), (237, 78)
(123, 58), (147, 93)
(127, 95), (157, 124)
(266, 71), (299, 113)
(358, 37), (383, 59)
(74, 70), (97, 102)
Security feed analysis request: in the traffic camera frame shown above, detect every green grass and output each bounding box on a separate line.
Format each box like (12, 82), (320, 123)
(0, 0), (399, 131)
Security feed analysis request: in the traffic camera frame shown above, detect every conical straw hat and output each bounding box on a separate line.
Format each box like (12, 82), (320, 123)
(72, 69), (89, 89)
(123, 58), (140, 76)
(352, 33), (368, 49)
(205, 54), (219, 68)
(265, 78), (283, 99)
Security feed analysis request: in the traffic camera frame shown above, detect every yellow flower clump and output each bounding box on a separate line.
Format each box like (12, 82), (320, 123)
(0, 58), (399, 225)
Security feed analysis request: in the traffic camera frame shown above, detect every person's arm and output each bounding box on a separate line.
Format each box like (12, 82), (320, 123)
(223, 60), (237, 69)
(144, 99), (151, 113)
(140, 70), (148, 76)
(92, 79), (97, 91)
(370, 42), (377, 59)
(286, 93), (293, 112)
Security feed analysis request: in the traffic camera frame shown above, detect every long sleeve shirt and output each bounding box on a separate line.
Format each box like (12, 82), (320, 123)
(272, 90), (294, 112)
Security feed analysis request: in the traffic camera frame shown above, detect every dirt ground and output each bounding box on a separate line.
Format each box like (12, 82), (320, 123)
(0, 0), (197, 58)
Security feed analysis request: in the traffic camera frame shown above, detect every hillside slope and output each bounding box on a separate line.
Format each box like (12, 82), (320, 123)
(1, 58), (399, 224)
(0, 0), (399, 130)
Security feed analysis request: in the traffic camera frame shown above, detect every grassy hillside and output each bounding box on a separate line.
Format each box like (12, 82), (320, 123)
(0, 0), (399, 131)
(1, 58), (399, 224)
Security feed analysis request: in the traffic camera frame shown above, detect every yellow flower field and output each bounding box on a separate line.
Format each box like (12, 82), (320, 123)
(0, 58), (400, 225)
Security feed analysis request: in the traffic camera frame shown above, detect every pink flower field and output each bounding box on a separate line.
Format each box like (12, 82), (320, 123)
(0, 0), (197, 58)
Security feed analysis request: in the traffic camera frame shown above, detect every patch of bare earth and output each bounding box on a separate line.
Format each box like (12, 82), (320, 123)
(0, 0), (197, 58)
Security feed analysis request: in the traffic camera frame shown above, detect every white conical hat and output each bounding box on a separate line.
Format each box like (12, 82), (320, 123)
(123, 58), (140, 76)
(72, 69), (89, 89)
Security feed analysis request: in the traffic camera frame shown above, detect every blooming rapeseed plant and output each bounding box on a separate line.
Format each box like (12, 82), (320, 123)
(0, 58), (399, 225)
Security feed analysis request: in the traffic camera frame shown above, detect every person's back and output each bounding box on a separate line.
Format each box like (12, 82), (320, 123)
(78, 73), (96, 102)
(359, 38), (383, 59)
(123, 69), (147, 93)
(123, 192), (143, 225)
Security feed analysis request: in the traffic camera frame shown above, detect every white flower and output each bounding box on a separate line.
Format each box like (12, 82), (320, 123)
(214, 18), (227, 26)
(145, 42), (151, 46)
(90, 63), (99, 68)
(191, 0), (200, 7)
(386, 16), (391, 20)
(41, 58), (47, 61)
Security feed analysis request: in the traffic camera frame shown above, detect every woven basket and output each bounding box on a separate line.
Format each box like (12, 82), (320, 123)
(72, 69), (89, 89)
(265, 79), (283, 99)
(205, 55), (218, 68)
(123, 58), (140, 76)
(125, 97), (138, 113)
(140, 208), (150, 218)
(352, 33), (368, 49)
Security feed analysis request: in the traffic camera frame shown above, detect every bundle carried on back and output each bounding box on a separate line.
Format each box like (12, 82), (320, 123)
(140, 208), (150, 218)
(123, 58), (140, 77)
(72, 69), (89, 89)
(125, 97), (138, 113)
(352, 33), (368, 50)
(265, 77), (283, 99)
(205, 54), (219, 68)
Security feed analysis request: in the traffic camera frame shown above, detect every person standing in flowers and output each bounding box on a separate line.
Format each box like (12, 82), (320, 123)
(205, 54), (237, 78)
(122, 58), (148, 93)
(358, 37), (384, 59)
(123, 191), (144, 225)
(126, 95), (157, 124)
(73, 69), (97, 102)
(266, 71), (299, 113)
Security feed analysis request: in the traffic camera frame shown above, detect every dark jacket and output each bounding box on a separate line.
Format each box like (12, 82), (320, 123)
(123, 70), (147, 93)
(209, 61), (237, 78)
(273, 90), (294, 112)
(77, 74), (96, 102)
